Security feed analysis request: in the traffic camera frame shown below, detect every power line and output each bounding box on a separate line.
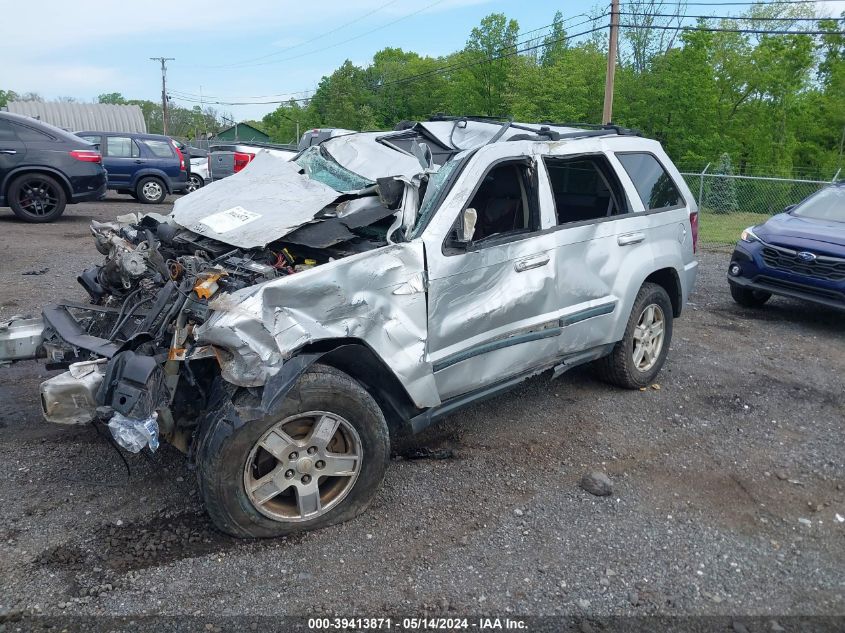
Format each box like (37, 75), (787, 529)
(623, 0), (842, 5)
(173, 12), (607, 104)
(618, 23), (843, 35)
(618, 12), (841, 22)
(202, 0), (405, 69)
(170, 21), (611, 107)
(198, 0), (450, 70)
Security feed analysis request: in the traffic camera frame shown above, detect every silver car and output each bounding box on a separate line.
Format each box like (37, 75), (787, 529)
(0, 120), (698, 537)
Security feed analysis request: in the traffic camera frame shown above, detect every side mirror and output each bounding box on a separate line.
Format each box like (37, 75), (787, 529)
(784, 204), (796, 213)
(457, 207), (477, 244)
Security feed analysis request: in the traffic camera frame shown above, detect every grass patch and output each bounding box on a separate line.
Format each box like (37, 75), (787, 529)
(699, 211), (769, 246)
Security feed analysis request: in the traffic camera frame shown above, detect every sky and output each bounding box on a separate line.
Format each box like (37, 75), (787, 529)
(2, 0), (844, 123)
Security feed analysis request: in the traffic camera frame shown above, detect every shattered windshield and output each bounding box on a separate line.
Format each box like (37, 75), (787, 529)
(411, 157), (465, 238)
(295, 145), (373, 193)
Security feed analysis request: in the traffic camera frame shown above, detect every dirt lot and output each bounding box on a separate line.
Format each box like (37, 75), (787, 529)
(0, 196), (843, 623)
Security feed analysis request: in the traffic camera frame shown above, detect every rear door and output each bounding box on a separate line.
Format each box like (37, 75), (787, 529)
(542, 151), (653, 355)
(102, 135), (142, 188)
(0, 120), (26, 191)
(140, 138), (179, 179)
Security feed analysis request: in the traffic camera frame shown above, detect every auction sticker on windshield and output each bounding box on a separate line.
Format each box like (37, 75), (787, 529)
(200, 206), (261, 233)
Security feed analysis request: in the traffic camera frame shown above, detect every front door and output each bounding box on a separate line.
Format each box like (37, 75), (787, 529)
(0, 119), (25, 181)
(424, 158), (560, 401)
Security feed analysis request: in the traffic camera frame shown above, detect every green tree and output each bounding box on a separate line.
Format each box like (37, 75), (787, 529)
(461, 13), (520, 115)
(705, 153), (739, 214)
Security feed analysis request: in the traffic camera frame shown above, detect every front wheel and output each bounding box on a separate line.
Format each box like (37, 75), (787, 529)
(135, 176), (167, 204)
(594, 282), (674, 389)
(730, 284), (771, 308)
(197, 364), (390, 538)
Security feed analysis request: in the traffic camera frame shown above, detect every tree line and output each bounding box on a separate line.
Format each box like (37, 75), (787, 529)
(2, 4), (842, 178)
(259, 5), (843, 178)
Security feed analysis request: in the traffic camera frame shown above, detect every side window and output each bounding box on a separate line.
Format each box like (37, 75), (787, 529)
(106, 136), (140, 158)
(143, 139), (175, 158)
(616, 153), (684, 211)
(463, 161), (538, 244)
(10, 123), (55, 142)
(79, 135), (101, 145)
(544, 155), (628, 225)
(0, 120), (17, 142)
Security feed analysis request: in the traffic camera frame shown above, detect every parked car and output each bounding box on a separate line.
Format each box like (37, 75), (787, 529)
(76, 131), (188, 203)
(208, 140), (298, 181)
(0, 112), (106, 222)
(0, 119), (698, 537)
(297, 127), (355, 150)
(727, 182), (845, 310)
(186, 157), (209, 192)
(170, 140), (208, 193)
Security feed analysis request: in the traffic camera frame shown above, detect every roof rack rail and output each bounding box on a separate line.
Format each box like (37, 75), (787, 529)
(539, 121), (641, 136)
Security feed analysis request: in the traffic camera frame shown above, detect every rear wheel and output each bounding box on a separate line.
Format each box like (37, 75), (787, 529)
(730, 284), (771, 308)
(8, 173), (67, 222)
(595, 282), (674, 389)
(197, 364), (390, 538)
(135, 177), (166, 204)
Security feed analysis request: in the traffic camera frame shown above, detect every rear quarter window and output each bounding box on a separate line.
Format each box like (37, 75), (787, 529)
(142, 139), (175, 158)
(616, 152), (684, 211)
(11, 123), (56, 142)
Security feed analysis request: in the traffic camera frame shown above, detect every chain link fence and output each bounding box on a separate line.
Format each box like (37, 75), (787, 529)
(679, 168), (840, 216)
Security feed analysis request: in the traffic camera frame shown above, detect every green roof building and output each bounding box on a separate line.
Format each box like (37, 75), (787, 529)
(214, 122), (270, 143)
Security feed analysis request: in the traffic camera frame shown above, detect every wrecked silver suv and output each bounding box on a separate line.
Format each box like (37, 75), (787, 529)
(0, 118), (698, 537)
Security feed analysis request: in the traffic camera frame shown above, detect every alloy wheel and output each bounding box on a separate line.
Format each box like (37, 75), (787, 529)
(186, 175), (202, 193)
(17, 179), (59, 217)
(632, 303), (665, 372)
(243, 411), (362, 522)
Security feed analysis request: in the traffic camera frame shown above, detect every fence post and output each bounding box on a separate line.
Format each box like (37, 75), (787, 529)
(698, 162), (711, 209)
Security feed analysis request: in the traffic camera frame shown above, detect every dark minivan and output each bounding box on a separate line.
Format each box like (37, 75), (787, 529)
(0, 112), (107, 222)
(77, 132), (188, 203)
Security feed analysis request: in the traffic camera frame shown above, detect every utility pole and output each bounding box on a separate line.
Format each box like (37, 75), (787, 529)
(150, 57), (175, 135)
(602, 0), (620, 125)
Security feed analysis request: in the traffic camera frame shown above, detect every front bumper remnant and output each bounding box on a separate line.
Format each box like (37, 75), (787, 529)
(40, 359), (106, 425)
(0, 317), (45, 364)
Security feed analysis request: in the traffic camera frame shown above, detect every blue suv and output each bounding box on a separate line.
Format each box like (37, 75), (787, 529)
(76, 132), (188, 203)
(727, 182), (845, 311)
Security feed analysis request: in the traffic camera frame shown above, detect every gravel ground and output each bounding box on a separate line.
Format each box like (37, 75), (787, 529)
(0, 196), (843, 623)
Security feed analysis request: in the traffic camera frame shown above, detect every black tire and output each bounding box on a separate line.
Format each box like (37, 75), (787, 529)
(197, 364), (390, 538)
(8, 173), (67, 222)
(730, 284), (771, 308)
(185, 174), (204, 193)
(135, 176), (167, 204)
(594, 282), (674, 389)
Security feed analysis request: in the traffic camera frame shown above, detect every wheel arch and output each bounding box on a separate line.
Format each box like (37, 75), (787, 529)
(2, 167), (73, 202)
(131, 170), (171, 192)
(643, 267), (683, 317)
(259, 339), (420, 443)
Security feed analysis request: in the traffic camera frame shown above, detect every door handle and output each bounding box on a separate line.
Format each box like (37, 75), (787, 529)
(0, 149), (17, 155)
(514, 254), (550, 273)
(134, 159), (143, 164)
(618, 232), (645, 246)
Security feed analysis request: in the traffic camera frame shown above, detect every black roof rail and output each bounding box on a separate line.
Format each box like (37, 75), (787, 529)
(539, 121), (642, 136)
(428, 115), (641, 137)
(507, 128), (625, 143)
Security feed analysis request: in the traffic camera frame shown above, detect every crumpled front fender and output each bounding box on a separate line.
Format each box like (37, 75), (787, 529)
(196, 241), (440, 409)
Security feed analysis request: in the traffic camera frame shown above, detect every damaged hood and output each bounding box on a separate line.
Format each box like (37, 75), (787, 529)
(171, 152), (341, 249)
